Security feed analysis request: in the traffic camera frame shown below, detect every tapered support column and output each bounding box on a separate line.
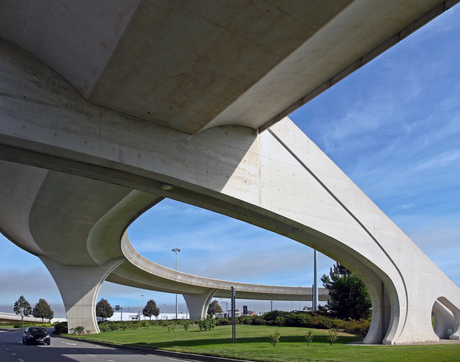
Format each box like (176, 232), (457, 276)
(437, 297), (460, 340)
(40, 256), (125, 334)
(433, 300), (455, 339)
(183, 289), (218, 320)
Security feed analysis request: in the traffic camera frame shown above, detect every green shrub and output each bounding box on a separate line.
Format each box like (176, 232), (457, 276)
(110, 322), (120, 331)
(268, 329), (281, 347)
(284, 313), (308, 327)
(327, 328), (338, 346)
(250, 316), (267, 325)
(70, 326), (85, 335)
(182, 320), (190, 332)
(263, 310), (289, 323)
(342, 319), (371, 337)
(305, 330), (314, 346)
(216, 318), (231, 326)
(53, 322), (68, 335)
(167, 322), (175, 333)
(198, 315), (216, 331)
(258, 310), (371, 338)
(99, 322), (111, 332)
(238, 316), (254, 325)
(274, 316), (285, 326)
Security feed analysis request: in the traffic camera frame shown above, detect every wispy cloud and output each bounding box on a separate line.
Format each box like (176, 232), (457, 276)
(416, 150), (460, 171)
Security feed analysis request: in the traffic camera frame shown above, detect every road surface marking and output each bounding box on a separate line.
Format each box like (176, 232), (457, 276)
(61, 341), (77, 345)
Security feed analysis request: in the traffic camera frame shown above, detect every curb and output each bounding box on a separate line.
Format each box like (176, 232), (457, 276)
(57, 335), (251, 362)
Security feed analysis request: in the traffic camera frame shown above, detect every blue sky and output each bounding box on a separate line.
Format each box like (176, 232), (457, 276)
(1, 7), (459, 317)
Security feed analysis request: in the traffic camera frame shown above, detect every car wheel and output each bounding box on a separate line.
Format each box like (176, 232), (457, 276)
(47, 341), (50, 345)
(25, 340), (29, 345)
(22, 338), (25, 344)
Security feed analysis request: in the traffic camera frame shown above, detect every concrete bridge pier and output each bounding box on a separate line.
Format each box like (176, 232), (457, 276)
(183, 289), (218, 320)
(436, 297), (460, 340)
(433, 300), (455, 339)
(40, 256), (126, 334)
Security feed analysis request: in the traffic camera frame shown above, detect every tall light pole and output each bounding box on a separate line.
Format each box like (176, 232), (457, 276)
(172, 248), (181, 320)
(222, 301), (228, 315)
(313, 249), (318, 312)
(141, 294), (144, 320)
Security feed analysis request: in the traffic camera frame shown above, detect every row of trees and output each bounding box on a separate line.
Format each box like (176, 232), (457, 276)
(13, 295), (54, 327)
(95, 298), (160, 320)
(96, 297), (222, 321)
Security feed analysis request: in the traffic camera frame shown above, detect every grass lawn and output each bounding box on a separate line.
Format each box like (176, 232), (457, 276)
(70, 324), (460, 362)
(0, 323), (15, 328)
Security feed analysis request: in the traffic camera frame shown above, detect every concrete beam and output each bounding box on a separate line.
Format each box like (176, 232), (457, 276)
(1, 1), (455, 134)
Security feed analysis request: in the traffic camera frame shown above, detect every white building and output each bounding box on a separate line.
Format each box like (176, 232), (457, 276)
(99, 311), (190, 322)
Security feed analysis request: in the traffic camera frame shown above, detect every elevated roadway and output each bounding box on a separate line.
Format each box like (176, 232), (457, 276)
(0, 0), (459, 345)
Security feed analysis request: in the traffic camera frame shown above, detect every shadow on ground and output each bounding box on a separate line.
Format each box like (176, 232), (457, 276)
(129, 334), (361, 350)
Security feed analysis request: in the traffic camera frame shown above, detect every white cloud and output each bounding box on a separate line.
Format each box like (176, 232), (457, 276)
(415, 150), (460, 171)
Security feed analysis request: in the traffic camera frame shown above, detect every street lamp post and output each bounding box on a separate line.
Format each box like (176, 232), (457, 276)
(222, 301), (228, 316)
(141, 294), (144, 320)
(172, 248), (181, 320)
(313, 249), (318, 312)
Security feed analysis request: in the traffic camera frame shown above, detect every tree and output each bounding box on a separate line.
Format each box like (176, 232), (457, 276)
(14, 295), (32, 328)
(321, 262), (371, 320)
(268, 329), (281, 347)
(96, 298), (114, 321)
(207, 299), (223, 316)
(33, 298), (54, 322)
(142, 299), (160, 320)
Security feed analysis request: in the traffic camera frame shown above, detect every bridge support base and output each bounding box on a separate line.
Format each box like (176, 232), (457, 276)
(183, 289), (218, 320)
(40, 256), (125, 334)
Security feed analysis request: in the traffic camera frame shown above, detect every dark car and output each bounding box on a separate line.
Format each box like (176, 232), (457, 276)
(22, 326), (51, 345)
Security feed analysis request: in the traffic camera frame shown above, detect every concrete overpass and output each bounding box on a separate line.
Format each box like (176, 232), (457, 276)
(0, 0), (459, 344)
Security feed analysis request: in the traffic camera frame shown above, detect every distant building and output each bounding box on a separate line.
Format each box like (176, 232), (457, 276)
(98, 311), (189, 322)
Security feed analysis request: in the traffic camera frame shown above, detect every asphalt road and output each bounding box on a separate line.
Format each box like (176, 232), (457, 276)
(0, 329), (187, 362)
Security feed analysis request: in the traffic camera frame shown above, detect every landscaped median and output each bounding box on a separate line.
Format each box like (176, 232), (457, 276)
(65, 322), (460, 362)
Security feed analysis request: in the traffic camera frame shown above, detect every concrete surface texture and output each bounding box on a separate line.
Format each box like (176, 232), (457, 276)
(0, 0), (459, 344)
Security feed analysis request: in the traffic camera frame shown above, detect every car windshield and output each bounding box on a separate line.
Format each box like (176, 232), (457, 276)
(30, 328), (46, 333)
